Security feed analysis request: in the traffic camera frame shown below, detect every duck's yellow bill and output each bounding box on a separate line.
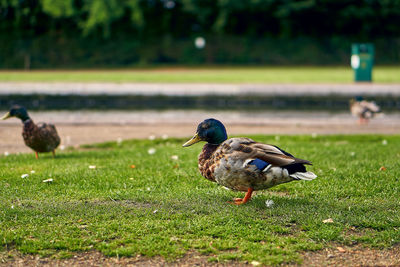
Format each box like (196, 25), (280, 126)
(1, 112), (11, 120)
(182, 133), (201, 147)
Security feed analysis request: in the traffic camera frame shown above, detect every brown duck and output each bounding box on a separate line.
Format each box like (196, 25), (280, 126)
(183, 118), (317, 205)
(1, 105), (60, 159)
(350, 97), (382, 124)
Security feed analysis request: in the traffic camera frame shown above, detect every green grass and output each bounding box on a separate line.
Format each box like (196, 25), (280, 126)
(1, 135), (400, 265)
(0, 66), (399, 83)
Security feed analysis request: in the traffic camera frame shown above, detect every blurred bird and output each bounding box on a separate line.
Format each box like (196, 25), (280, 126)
(1, 105), (60, 159)
(183, 118), (316, 205)
(350, 97), (381, 124)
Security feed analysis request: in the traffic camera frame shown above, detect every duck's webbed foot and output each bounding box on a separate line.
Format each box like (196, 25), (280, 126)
(229, 188), (254, 205)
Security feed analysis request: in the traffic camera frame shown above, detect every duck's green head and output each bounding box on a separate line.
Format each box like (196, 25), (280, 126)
(1, 105), (30, 122)
(183, 118), (228, 147)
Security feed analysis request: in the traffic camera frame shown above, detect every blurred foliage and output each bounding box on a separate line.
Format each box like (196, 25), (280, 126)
(0, 0), (399, 68)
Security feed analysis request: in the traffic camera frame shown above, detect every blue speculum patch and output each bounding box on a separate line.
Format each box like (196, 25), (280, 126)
(249, 159), (270, 171)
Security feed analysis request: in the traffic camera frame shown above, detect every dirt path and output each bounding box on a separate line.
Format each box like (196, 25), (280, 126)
(1, 110), (399, 154)
(1, 245), (400, 266)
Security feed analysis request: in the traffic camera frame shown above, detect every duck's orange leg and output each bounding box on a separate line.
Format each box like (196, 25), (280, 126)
(231, 188), (254, 205)
(52, 150), (56, 158)
(35, 151), (39, 159)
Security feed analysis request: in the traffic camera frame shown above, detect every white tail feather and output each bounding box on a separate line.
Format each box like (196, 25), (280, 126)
(290, 171), (317, 181)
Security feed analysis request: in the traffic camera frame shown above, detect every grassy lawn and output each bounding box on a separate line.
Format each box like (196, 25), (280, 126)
(0, 66), (399, 83)
(1, 135), (399, 265)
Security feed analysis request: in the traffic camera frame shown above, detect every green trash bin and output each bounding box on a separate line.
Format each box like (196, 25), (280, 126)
(351, 43), (374, 82)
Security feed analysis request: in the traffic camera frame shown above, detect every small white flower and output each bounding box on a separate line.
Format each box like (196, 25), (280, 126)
(129, 177), (134, 180)
(146, 187), (151, 191)
(148, 148), (156, 155)
(170, 236), (179, 241)
(251, 261), (261, 266)
(30, 170), (35, 174)
(275, 136), (280, 141)
(148, 135), (156, 140)
(4, 151), (9, 156)
(171, 155), (179, 160)
(42, 178), (53, 183)
(311, 133), (318, 138)
(89, 165), (96, 169)
(382, 140), (388, 145)
(153, 209), (158, 214)
(161, 134), (169, 140)
(21, 174), (29, 179)
(350, 152), (355, 156)
(117, 137), (123, 145)
(11, 205), (14, 209)
(60, 145), (65, 151)
(265, 200), (274, 208)
(323, 218), (334, 223)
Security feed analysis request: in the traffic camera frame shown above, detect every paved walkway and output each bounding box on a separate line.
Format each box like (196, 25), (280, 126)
(1, 82), (399, 96)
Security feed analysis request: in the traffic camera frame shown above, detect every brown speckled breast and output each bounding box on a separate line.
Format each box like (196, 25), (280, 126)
(198, 143), (219, 182)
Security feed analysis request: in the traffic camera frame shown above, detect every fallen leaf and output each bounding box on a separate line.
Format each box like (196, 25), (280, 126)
(171, 155), (179, 160)
(323, 218), (334, 223)
(130, 165), (136, 169)
(251, 261), (261, 266)
(379, 166), (387, 171)
(336, 247), (346, 253)
(42, 178), (53, 183)
(89, 165), (96, 169)
(173, 164), (179, 169)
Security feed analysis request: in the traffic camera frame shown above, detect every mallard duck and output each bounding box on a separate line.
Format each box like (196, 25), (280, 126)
(1, 105), (60, 159)
(183, 118), (317, 205)
(350, 97), (381, 124)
